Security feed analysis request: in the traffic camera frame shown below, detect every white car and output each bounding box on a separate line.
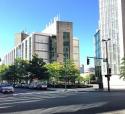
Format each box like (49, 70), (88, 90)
(37, 83), (47, 90)
(0, 84), (14, 93)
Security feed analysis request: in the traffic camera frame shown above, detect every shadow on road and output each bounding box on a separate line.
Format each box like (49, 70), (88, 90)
(1, 90), (125, 114)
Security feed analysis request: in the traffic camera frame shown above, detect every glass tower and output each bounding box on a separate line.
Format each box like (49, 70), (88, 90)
(99, 0), (120, 75)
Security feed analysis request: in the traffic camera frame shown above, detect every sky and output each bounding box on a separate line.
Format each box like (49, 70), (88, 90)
(0, 0), (99, 66)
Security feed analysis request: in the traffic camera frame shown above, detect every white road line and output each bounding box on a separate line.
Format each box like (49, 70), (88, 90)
(0, 99), (41, 106)
(0, 91), (74, 106)
(0, 106), (12, 109)
(0, 97), (44, 103)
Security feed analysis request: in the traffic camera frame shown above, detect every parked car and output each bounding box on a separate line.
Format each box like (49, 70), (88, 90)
(29, 81), (47, 90)
(37, 82), (47, 90)
(29, 82), (38, 89)
(0, 84), (14, 93)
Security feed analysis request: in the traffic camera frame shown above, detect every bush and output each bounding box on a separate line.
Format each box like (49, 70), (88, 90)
(48, 83), (93, 88)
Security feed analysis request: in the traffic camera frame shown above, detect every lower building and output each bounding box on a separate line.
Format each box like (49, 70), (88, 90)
(2, 18), (80, 69)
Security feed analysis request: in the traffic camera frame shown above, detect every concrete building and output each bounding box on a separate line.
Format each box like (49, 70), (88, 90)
(73, 38), (80, 68)
(2, 17), (80, 69)
(96, 0), (125, 89)
(3, 33), (50, 64)
(15, 32), (29, 46)
(80, 64), (84, 74)
(42, 18), (73, 63)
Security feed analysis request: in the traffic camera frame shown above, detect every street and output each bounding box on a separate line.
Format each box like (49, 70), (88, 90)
(0, 88), (125, 114)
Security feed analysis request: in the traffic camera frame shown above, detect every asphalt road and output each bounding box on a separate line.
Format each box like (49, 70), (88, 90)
(1, 88), (125, 114)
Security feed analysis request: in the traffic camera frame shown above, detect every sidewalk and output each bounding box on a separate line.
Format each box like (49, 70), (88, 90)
(48, 84), (125, 93)
(48, 84), (98, 92)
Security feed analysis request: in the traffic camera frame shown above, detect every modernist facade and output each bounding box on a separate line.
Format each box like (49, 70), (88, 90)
(99, 0), (120, 75)
(94, 29), (103, 88)
(73, 38), (80, 68)
(2, 17), (80, 68)
(96, 0), (125, 88)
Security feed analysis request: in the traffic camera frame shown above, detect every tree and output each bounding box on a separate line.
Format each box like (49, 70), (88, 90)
(45, 62), (63, 85)
(28, 54), (49, 81)
(120, 57), (125, 80)
(14, 58), (29, 83)
(76, 75), (84, 85)
(3, 64), (18, 84)
(0, 64), (8, 81)
(0, 59), (30, 84)
(61, 59), (80, 85)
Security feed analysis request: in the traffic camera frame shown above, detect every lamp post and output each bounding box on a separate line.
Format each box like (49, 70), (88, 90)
(102, 38), (111, 92)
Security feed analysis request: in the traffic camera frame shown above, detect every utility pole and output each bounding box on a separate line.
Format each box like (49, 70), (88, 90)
(102, 39), (111, 92)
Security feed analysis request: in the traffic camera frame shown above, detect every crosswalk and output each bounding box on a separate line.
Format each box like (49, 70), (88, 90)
(0, 90), (78, 114)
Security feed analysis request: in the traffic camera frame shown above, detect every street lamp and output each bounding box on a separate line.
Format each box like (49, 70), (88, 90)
(102, 38), (111, 92)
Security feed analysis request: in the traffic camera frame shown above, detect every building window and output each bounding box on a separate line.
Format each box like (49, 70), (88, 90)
(63, 32), (70, 60)
(50, 36), (57, 62)
(25, 40), (27, 59)
(22, 43), (24, 59)
(29, 37), (31, 60)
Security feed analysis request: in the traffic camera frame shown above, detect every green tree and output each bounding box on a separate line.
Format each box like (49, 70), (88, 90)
(14, 58), (29, 83)
(120, 57), (125, 80)
(0, 64), (8, 81)
(61, 59), (80, 85)
(28, 54), (49, 81)
(0, 59), (30, 84)
(45, 62), (63, 85)
(3, 64), (18, 84)
(76, 75), (84, 85)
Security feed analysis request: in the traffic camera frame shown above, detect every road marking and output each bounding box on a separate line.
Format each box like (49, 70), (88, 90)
(0, 97), (45, 103)
(13, 92), (42, 96)
(0, 99), (41, 106)
(2, 102), (107, 114)
(0, 106), (12, 109)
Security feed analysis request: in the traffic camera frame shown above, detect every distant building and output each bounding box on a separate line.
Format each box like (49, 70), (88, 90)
(84, 66), (95, 74)
(80, 64), (84, 73)
(2, 17), (80, 68)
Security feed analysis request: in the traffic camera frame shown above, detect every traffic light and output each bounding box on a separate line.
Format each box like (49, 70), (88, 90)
(108, 68), (111, 76)
(105, 68), (111, 77)
(87, 57), (90, 65)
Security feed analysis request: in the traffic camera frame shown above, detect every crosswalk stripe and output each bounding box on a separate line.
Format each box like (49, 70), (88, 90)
(0, 99), (41, 106)
(0, 106), (13, 109)
(0, 97), (44, 103)
(0, 91), (77, 109)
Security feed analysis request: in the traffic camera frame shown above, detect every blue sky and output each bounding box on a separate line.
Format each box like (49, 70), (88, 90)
(0, 0), (98, 66)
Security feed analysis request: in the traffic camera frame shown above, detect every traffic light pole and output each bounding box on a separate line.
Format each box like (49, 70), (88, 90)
(102, 39), (111, 92)
(105, 41), (110, 92)
(87, 54), (111, 91)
